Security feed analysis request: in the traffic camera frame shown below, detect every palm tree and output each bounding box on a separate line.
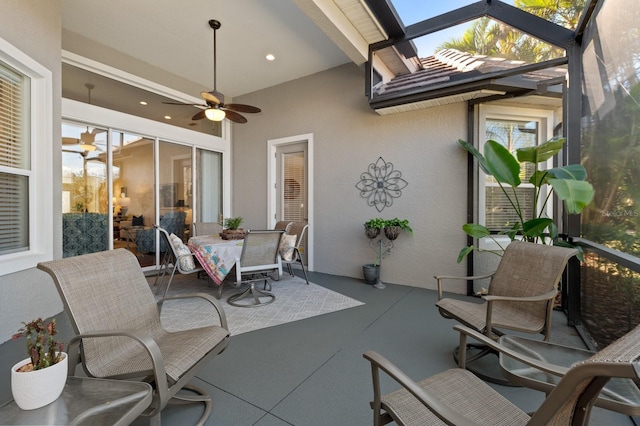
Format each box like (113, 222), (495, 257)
(437, 0), (586, 63)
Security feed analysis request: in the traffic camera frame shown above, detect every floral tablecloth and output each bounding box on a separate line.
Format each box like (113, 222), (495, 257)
(188, 235), (243, 285)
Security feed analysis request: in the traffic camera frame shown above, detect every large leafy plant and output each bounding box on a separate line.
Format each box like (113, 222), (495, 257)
(458, 137), (594, 262)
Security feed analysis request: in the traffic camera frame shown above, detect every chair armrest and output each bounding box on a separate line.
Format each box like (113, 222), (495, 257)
(69, 329), (169, 404)
(158, 292), (228, 330)
(363, 350), (479, 426)
(454, 325), (568, 377)
(434, 272), (495, 300)
(483, 288), (558, 303)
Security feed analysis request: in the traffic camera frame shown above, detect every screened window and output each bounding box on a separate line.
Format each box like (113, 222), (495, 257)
(0, 61), (30, 256)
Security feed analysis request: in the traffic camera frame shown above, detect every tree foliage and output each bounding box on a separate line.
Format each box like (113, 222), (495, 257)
(437, 0), (586, 63)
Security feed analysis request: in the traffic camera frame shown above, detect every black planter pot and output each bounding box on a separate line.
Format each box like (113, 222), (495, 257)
(362, 263), (380, 285)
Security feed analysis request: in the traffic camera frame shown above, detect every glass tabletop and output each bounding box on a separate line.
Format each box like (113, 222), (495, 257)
(499, 335), (640, 415)
(0, 376), (152, 425)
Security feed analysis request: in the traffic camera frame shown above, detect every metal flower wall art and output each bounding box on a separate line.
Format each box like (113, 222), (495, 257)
(356, 157), (408, 212)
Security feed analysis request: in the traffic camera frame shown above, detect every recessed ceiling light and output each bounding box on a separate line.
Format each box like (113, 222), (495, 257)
(164, 115), (172, 120)
(265, 54), (275, 61)
(139, 101), (148, 106)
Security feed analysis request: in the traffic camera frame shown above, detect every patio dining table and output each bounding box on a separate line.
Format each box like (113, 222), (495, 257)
(188, 235), (244, 285)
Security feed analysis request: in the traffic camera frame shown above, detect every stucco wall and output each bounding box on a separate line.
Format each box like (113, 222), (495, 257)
(232, 63), (469, 290)
(0, 1), (63, 343)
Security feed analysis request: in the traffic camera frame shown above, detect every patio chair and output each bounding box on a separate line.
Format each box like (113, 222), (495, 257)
(274, 220), (293, 233)
(282, 221), (309, 285)
(363, 323), (640, 426)
(435, 241), (577, 383)
(193, 221), (223, 236)
(155, 225), (205, 298)
(228, 229), (284, 307)
(37, 248), (230, 425)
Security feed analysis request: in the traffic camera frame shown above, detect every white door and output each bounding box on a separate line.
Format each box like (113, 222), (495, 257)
(268, 134), (314, 271)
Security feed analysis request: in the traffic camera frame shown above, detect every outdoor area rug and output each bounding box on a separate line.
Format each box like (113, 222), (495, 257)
(151, 274), (364, 335)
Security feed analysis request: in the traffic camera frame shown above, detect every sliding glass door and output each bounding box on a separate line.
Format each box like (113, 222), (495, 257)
(61, 122), (108, 258)
(196, 148), (222, 225)
(61, 120), (224, 270)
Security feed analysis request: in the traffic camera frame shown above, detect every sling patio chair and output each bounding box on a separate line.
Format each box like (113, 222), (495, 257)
(274, 220), (293, 233)
(155, 225), (206, 298)
(228, 229), (284, 307)
(363, 323), (640, 426)
(192, 221), (223, 237)
(282, 221), (310, 285)
(435, 241), (578, 384)
(38, 248), (230, 425)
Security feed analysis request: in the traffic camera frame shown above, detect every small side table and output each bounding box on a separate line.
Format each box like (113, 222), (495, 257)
(0, 376), (152, 425)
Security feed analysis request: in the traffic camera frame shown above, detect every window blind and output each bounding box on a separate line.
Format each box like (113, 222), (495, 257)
(0, 61), (29, 255)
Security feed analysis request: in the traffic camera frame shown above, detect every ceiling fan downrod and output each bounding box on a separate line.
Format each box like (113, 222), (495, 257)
(209, 19), (221, 92)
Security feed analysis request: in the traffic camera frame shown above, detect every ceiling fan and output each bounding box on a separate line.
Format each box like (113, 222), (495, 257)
(62, 127), (105, 152)
(62, 84), (106, 151)
(163, 19), (261, 124)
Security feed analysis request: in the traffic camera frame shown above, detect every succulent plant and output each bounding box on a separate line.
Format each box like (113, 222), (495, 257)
(12, 318), (64, 371)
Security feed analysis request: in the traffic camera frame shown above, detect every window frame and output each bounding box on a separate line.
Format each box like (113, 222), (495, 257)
(0, 37), (53, 275)
(476, 104), (555, 251)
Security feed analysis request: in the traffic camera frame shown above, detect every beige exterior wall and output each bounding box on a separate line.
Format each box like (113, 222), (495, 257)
(0, 1), (63, 342)
(233, 63), (469, 289)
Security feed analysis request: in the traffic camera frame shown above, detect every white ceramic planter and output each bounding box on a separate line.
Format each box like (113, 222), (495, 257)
(11, 352), (68, 410)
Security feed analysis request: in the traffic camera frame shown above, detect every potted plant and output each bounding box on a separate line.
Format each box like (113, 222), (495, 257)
(364, 218), (385, 239)
(221, 216), (245, 240)
(362, 218), (413, 285)
(11, 318), (67, 410)
(383, 218), (413, 240)
(362, 218), (384, 283)
(457, 137), (594, 262)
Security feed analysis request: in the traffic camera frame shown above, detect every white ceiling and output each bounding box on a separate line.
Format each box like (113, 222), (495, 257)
(61, 0), (370, 104)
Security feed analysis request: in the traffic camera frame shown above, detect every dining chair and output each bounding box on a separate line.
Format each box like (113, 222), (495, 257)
(274, 220), (293, 233)
(193, 221), (223, 237)
(155, 225), (205, 298)
(282, 221), (309, 285)
(37, 248), (230, 425)
(228, 229), (284, 307)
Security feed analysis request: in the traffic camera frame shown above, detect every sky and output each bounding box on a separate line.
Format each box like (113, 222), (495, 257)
(389, 0), (517, 56)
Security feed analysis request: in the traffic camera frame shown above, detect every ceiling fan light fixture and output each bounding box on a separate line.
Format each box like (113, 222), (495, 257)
(79, 143), (97, 152)
(205, 108), (226, 121)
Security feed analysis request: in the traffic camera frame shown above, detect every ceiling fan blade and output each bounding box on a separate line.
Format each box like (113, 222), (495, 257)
(163, 101), (193, 106)
(224, 110), (248, 124)
(192, 110), (207, 120)
(225, 104), (261, 114)
(201, 90), (223, 105)
(62, 137), (80, 145)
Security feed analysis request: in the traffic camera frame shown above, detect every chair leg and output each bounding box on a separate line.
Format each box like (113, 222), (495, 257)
(216, 281), (224, 299)
(153, 251), (171, 289)
(167, 384), (212, 426)
(299, 258), (309, 285)
(453, 343), (518, 387)
(227, 282), (275, 307)
(161, 265), (178, 299)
